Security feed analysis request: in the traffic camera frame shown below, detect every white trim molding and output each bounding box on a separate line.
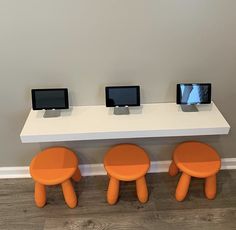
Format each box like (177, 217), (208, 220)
(0, 167), (30, 179)
(0, 158), (236, 179)
(221, 158), (236, 170)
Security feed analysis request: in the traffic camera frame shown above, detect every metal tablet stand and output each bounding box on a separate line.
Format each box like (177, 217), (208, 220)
(43, 109), (61, 118)
(180, 105), (198, 112)
(114, 106), (130, 115)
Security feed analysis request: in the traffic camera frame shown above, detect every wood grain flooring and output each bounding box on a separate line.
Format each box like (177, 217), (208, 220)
(0, 170), (236, 230)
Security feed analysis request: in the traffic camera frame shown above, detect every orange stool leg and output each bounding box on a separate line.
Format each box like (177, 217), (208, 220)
(35, 182), (46, 208)
(169, 161), (179, 176)
(205, 174), (217, 200)
(107, 177), (119, 205)
(61, 179), (77, 208)
(175, 173), (191, 201)
(72, 167), (81, 182)
(136, 176), (148, 203)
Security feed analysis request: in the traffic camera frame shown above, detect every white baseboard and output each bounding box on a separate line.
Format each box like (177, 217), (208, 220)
(0, 158), (236, 179)
(221, 158), (236, 170)
(0, 166), (30, 179)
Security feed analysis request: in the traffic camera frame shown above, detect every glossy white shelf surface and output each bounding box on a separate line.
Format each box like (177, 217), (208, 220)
(20, 102), (230, 143)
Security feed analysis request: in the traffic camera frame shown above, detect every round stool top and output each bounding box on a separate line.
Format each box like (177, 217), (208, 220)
(104, 144), (150, 181)
(30, 147), (78, 185)
(173, 142), (221, 178)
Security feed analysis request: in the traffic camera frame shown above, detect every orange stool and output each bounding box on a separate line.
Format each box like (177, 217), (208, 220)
(104, 144), (150, 205)
(169, 141), (221, 201)
(30, 147), (81, 208)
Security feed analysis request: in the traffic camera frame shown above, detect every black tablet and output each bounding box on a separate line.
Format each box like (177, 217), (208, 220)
(31, 88), (69, 110)
(105, 86), (140, 107)
(176, 83), (211, 105)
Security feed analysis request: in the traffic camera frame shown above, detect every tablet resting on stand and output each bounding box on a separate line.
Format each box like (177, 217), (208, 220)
(31, 88), (69, 118)
(176, 83), (211, 112)
(105, 86), (140, 115)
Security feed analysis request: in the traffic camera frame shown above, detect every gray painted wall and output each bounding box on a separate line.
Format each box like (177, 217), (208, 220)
(0, 0), (235, 166)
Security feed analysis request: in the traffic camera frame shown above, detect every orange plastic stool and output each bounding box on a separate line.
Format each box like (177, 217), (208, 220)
(169, 141), (221, 201)
(104, 144), (150, 205)
(30, 147), (81, 208)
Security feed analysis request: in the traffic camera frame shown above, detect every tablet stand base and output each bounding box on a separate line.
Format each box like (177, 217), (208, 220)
(43, 110), (61, 118)
(114, 106), (129, 115)
(181, 105), (198, 112)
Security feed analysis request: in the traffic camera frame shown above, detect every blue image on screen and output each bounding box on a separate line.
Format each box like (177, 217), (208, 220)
(180, 84), (209, 104)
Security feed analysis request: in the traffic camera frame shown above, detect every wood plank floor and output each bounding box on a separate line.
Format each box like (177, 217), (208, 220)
(0, 170), (236, 230)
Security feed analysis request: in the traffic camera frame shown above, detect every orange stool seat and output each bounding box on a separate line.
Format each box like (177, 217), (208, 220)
(169, 141), (221, 201)
(104, 144), (150, 205)
(30, 147), (81, 208)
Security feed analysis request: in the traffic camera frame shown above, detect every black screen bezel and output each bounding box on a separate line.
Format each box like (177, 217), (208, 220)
(176, 83), (211, 105)
(105, 86), (140, 107)
(31, 88), (69, 110)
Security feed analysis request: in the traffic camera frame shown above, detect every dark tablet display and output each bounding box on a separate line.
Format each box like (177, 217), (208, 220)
(31, 88), (69, 110)
(105, 86), (140, 107)
(177, 83), (211, 105)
